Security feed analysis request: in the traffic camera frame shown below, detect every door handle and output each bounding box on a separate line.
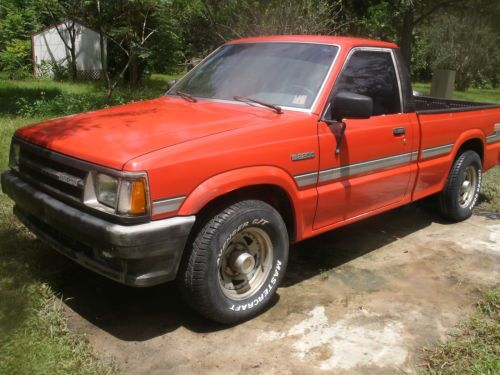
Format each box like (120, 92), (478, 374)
(393, 127), (406, 136)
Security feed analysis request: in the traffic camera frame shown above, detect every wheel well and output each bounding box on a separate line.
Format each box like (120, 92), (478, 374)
(456, 138), (484, 162)
(194, 185), (296, 240)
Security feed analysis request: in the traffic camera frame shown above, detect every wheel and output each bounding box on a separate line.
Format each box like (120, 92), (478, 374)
(438, 150), (482, 222)
(177, 200), (289, 324)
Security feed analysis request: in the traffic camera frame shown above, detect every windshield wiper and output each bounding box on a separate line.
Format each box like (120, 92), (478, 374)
(176, 91), (197, 103)
(233, 96), (282, 114)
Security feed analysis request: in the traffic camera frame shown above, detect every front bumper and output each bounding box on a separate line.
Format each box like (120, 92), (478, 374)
(1, 171), (195, 287)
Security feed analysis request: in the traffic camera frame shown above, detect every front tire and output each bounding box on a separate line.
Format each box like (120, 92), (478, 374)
(438, 150), (482, 221)
(177, 200), (289, 324)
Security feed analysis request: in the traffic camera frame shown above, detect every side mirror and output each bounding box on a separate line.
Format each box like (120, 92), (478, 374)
(166, 79), (177, 90)
(331, 91), (373, 121)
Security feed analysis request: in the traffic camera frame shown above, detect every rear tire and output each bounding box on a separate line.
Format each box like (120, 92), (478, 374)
(438, 150), (482, 222)
(177, 200), (289, 324)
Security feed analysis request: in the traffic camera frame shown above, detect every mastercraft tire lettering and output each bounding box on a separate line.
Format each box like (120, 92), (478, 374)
(177, 200), (289, 324)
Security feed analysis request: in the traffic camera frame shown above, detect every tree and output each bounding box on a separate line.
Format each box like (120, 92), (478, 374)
(396, 0), (459, 66)
(342, 0), (459, 65)
(94, 0), (159, 97)
(0, 5), (41, 50)
(0, 0), (42, 78)
(179, 0), (346, 62)
(237, 0), (346, 37)
(420, 12), (499, 91)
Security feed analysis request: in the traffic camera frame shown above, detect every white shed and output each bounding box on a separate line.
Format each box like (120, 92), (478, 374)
(31, 19), (106, 79)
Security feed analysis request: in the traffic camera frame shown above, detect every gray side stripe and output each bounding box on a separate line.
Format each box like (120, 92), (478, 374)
(294, 171), (318, 187)
(421, 144), (454, 159)
(319, 152), (412, 183)
(153, 196), (186, 215)
(486, 131), (500, 144)
(293, 143), (455, 187)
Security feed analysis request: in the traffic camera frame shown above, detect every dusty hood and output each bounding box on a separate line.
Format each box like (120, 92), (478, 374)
(15, 97), (283, 170)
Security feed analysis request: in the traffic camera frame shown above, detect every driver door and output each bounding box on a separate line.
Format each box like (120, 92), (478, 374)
(313, 48), (414, 230)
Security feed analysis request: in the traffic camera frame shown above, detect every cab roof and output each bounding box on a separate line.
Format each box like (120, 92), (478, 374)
(227, 35), (398, 49)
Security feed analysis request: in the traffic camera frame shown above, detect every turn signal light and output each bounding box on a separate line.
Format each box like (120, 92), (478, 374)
(130, 179), (147, 215)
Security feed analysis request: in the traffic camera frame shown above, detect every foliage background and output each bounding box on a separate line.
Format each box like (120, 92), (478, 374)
(0, 0), (498, 91)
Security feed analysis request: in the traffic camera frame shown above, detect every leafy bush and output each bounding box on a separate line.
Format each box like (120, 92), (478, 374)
(16, 92), (128, 117)
(0, 40), (32, 79)
(0, 7), (40, 50)
(14, 84), (163, 117)
(35, 60), (72, 81)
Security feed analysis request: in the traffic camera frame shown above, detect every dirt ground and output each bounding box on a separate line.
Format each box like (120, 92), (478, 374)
(60, 205), (499, 374)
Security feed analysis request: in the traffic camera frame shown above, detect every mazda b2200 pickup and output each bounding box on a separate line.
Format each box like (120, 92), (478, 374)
(2, 35), (500, 323)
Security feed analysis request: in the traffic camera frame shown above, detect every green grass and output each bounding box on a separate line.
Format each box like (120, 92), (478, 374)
(0, 73), (183, 374)
(413, 82), (500, 103)
(0, 116), (119, 375)
(0, 73), (179, 117)
(479, 167), (500, 212)
(421, 287), (500, 374)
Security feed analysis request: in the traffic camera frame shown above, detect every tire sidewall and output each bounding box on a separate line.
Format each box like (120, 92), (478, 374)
(452, 151), (482, 218)
(204, 205), (288, 322)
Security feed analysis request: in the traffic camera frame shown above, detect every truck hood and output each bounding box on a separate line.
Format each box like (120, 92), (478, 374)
(15, 97), (287, 170)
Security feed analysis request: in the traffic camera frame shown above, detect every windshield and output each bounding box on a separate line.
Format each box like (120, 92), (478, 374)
(170, 42), (339, 109)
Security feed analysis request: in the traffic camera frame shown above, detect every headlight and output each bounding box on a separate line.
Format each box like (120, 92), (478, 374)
(9, 143), (20, 171)
(95, 173), (119, 208)
(84, 172), (149, 216)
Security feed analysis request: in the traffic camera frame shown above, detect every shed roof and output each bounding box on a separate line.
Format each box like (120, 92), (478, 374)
(31, 18), (98, 37)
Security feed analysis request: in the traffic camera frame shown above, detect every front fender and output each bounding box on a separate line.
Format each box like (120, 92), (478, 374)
(177, 166), (318, 241)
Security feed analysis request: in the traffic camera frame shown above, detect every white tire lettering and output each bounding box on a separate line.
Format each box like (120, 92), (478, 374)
(252, 218), (269, 225)
(468, 168), (482, 211)
(228, 258), (283, 311)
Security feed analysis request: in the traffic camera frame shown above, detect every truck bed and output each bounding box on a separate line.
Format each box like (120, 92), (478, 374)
(414, 95), (499, 114)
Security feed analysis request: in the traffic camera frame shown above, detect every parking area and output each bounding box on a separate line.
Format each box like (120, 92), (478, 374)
(60, 205), (499, 374)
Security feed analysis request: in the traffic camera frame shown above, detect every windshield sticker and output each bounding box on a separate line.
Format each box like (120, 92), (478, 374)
(292, 95), (307, 105)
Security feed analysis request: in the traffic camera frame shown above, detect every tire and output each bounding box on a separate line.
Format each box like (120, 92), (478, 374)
(177, 200), (289, 324)
(438, 150), (482, 222)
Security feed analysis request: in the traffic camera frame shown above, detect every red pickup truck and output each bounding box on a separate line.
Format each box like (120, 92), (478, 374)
(2, 36), (499, 323)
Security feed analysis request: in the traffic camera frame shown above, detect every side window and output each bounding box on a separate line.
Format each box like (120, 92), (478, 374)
(334, 50), (401, 116)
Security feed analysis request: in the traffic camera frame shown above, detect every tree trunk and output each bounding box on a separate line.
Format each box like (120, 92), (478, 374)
(68, 22), (78, 81)
(70, 47), (77, 80)
(455, 71), (470, 91)
(128, 52), (139, 86)
(399, 8), (414, 67)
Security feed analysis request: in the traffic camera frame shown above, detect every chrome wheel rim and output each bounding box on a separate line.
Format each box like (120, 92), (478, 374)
(459, 166), (477, 208)
(218, 227), (273, 300)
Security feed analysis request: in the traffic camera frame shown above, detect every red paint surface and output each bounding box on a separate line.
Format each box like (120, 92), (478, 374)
(14, 36), (500, 242)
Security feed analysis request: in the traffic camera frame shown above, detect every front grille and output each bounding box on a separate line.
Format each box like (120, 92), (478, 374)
(17, 142), (87, 201)
(12, 137), (150, 225)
